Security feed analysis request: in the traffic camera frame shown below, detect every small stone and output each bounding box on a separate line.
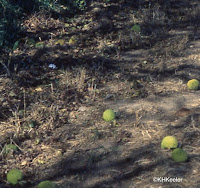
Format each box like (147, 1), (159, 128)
(79, 106), (87, 112)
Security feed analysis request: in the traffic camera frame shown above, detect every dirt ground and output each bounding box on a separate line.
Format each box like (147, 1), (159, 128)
(0, 0), (200, 188)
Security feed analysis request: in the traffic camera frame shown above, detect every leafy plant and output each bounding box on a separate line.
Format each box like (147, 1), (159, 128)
(2, 144), (18, 155)
(74, 0), (86, 10)
(5, 144), (18, 152)
(35, 42), (44, 48)
(13, 40), (19, 50)
(28, 120), (36, 128)
(0, 0), (22, 49)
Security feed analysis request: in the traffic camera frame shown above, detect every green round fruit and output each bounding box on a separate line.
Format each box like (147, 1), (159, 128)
(38, 181), (55, 188)
(7, 169), (23, 185)
(103, 109), (115, 122)
(161, 136), (178, 149)
(187, 79), (199, 90)
(131, 24), (141, 33)
(171, 148), (188, 162)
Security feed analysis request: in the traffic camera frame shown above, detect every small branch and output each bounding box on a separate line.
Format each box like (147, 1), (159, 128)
(0, 61), (10, 77)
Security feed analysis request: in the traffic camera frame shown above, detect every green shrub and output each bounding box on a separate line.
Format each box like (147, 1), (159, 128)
(0, 0), (22, 49)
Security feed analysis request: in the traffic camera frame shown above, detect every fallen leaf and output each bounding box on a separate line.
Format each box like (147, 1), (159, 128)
(21, 161), (27, 166)
(35, 87), (43, 92)
(60, 109), (67, 112)
(37, 159), (44, 164)
(55, 39), (65, 45)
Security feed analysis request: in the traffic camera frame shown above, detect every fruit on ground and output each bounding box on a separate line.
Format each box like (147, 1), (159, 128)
(171, 148), (188, 162)
(131, 24), (141, 33)
(37, 180), (55, 188)
(187, 79), (199, 90)
(103, 109), (115, 122)
(7, 169), (23, 185)
(161, 136), (178, 149)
